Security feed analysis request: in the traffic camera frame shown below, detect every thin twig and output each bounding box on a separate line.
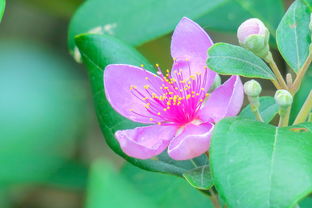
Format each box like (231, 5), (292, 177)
(293, 90), (312, 125)
(266, 52), (288, 90)
(208, 189), (221, 208)
(278, 106), (291, 127)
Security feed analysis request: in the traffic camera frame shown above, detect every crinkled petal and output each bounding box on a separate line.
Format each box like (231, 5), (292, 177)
(170, 17), (216, 90)
(198, 75), (244, 123)
(104, 64), (164, 124)
(115, 125), (178, 159)
(168, 122), (214, 160)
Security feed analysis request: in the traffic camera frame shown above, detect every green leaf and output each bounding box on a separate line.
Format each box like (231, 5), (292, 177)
(207, 43), (276, 80)
(240, 96), (278, 123)
(183, 165), (213, 190)
(276, 0), (311, 72)
(210, 117), (312, 208)
(75, 34), (208, 176)
(198, 0), (284, 34)
(68, 0), (285, 54)
(68, 0), (227, 52)
(0, 0), (4, 22)
(86, 160), (157, 208)
(121, 163), (213, 208)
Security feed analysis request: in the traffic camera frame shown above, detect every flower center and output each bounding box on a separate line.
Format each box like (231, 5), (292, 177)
(129, 61), (209, 125)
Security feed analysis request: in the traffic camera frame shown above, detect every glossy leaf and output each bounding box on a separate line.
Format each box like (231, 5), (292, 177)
(240, 96), (278, 123)
(276, 0), (311, 72)
(121, 163), (213, 208)
(210, 117), (312, 208)
(0, 0), (4, 22)
(75, 34), (208, 176)
(86, 160), (156, 208)
(68, 0), (284, 54)
(68, 0), (226, 52)
(183, 165), (213, 190)
(207, 43), (276, 80)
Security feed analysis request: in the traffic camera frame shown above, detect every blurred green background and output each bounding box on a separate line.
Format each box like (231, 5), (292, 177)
(1, 0), (311, 208)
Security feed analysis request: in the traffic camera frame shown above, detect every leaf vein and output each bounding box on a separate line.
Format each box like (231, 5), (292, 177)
(210, 55), (274, 78)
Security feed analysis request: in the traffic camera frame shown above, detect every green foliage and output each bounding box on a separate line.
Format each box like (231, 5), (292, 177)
(207, 43), (276, 80)
(75, 34), (208, 176)
(276, 0), (311, 72)
(121, 163), (213, 208)
(86, 160), (156, 208)
(183, 165), (213, 190)
(240, 96), (278, 123)
(86, 160), (213, 208)
(0, 0), (4, 22)
(68, 0), (285, 54)
(0, 41), (86, 185)
(210, 117), (312, 208)
(68, 0), (226, 52)
(198, 0), (284, 33)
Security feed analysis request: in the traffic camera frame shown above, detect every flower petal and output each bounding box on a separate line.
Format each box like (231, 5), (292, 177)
(171, 17), (216, 90)
(198, 75), (244, 123)
(171, 17), (213, 66)
(168, 122), (214, 160)
(104, 64), (164, 124)
(115, 125), (177, 159)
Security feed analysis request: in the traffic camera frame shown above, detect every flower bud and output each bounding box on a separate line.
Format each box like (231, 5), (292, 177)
(274, 90), (293, 107)
(237, 18), (270, 58)
(244, 80), (262, 97)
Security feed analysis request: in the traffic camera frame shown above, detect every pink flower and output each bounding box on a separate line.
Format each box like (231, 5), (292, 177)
(104, 17), (244, 160)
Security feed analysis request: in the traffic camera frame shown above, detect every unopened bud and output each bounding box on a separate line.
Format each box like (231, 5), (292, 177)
(208, 74), (221, 93)
(274, 90), (293, 107)
(244, 80), (262, 97)
(237, 18), (270, 58)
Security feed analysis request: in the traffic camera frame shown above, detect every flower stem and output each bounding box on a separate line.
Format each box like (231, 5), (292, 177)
(293, 90), (312, 125)
(308, 113), (312, 122)
(247, 96), (264, 122)
(291, 44), (312, 95)
(278, 106), (291, 127)
(265, 52), (288, 90)
(208, 189), (221, 208)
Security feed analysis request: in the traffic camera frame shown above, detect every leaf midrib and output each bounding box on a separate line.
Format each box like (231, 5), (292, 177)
(267, 127), (279, 207)
(292, 1), (300, 70)
(209, 55), (275, 79)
